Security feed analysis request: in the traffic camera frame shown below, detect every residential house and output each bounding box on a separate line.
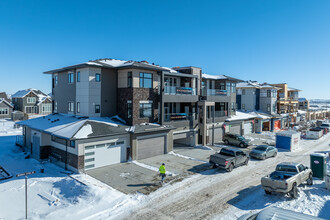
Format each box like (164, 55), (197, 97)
(298, 98), (309, 110)
(0, 92), (11, 103)
(236, 81), (282, 131)
(0, 98), (13, 119)
(12, 89), (52, 115)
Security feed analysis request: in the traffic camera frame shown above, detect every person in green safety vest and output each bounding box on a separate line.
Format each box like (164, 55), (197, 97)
(159, 163), (166, 183)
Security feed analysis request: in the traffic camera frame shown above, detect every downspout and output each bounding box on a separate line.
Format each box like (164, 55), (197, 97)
(65, 140), (68, 170)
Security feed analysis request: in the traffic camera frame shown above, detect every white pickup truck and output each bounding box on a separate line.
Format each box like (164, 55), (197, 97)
(261, 162), (313, 198)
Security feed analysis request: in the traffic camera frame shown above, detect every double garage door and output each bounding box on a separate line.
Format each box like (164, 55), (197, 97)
(229, 124), (241, 135)
(136, 135), (166, 160)
(84, 140), (127, 170)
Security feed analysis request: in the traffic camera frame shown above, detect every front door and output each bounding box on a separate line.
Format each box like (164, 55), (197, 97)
(32, 136), (40, 160)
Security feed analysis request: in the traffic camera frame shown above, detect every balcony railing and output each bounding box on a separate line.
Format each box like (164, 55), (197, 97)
(164, 113), (196, 122)
(164, 86), (196, 95)
(202, 89), (228, 96)
(206, 111), (228, 119)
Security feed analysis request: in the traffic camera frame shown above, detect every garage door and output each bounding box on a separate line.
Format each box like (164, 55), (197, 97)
(84, 140), (127, 170)
(214, 128), (223, 143)
(229, 124), (241, 135)
(244, 122), (253, 135)
(137, 135), (165, 160)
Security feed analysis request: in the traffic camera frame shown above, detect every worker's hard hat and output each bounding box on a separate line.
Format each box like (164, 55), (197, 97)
(162, 163), (165, 166)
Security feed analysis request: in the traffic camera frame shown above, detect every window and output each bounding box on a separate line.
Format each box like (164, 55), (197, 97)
(77, 102), (80, 113)
(242, 89), (245, 95)
(273, 104), (276, 112)
(95, 105), (100, 113)
(54, 102), (57, 112)
(70, 140), (75, 148)
(272, 90), (277, 98)
(25, 106), (37, 114)
(85, 158), (95, 163)
(139, 72), (152, 88)
(85, 145), (94, 150)
(267, 90), (271, 98)
(220, 82), (225, 90)
(68, 102), (74, 112)
(127, 101), (132, 119)
(267, 104), (271, 112)
(127, 72), (132, 88)
(242, 104), (245, 110)
(27, 97), (36, 103)
(42, 104), (52, 113)
(116, 141), (124, 145)
(77, 71), (80, 82)
(95, 73), (101, 82)
(85, 152), (95, 156)
(0, 108), (8, 115)
(231, 102), (236, 111)
(298, 164), (305, 172)
(55, 75), (58, 84)
(231, 83), (236, 93)
(140, 102), (153, 118)
(68, 72), (74, 83)
(226, 82), (231, 94)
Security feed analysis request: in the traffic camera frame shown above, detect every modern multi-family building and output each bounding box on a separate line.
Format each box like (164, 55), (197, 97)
(269, 83), (300, 114)
(17, 58), (242, 173)
(298, 98), (309, 110)
(12, 89), (52, 115)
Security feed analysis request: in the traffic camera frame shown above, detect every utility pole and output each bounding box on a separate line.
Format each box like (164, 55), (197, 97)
(16, 171), (36, 219)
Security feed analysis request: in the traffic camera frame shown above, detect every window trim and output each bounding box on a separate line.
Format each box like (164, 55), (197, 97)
(68, 72), (74, 84)
(0, 108), (9, 115)
(27, 97), (36, 104)
(68, 101), (74, 112)
(139, 102), (153, 118)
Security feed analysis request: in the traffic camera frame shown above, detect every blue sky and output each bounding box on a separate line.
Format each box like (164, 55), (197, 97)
(1, 0), (330, 99)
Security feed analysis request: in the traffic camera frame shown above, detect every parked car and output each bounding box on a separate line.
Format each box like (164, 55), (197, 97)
(223, 133), (249, 148)
(238, 206), (324, 220)
(319, 123), (330, 129)
(249, 145), (277, 160)
(261, 162), (313, 198)
(209, 147), (249, 172)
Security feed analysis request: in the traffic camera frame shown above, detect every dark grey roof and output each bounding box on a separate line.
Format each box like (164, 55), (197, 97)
(132, 124), (175, 134)
(76, 120), (129, 139)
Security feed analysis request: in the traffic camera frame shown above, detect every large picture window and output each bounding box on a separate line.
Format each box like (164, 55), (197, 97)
(139, 73), (152, 88)
(139, 102), (153, 118)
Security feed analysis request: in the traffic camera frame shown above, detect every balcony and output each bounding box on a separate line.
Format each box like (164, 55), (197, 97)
(164, 113), (198, 128)
(163, 86), (198, 102)
(202, 89), (228, 96)
(201, 89), (231, 102)
(206, 110), (228, 123)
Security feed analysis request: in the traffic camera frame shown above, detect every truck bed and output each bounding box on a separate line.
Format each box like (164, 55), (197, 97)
(269, 171), (295, 180)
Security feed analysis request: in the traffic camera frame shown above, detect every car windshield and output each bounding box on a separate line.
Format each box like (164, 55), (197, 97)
(255, 146), (267, 151)
(321, 124), (330, 127)
(238, 136), (245, 141)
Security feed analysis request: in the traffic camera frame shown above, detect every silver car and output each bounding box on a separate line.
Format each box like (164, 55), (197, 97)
(249, 145), (277, 160)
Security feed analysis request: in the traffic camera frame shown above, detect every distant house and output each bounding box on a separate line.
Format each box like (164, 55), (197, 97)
(298, 98), (309, 110)
(12, 89), (52, 115)
(0, 92), (11, 103)
(0, 98), (13, 119)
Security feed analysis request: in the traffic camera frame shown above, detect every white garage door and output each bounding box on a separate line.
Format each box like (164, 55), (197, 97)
(229, 124), (241, 135)
(244, 122), (253, 135)
(137, 135), (165, 160)
(84, 140), (127, 170)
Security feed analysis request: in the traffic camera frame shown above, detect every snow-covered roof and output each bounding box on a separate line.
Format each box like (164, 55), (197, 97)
(0, 98), (13, 108)
(288, 87), (301, 91)
(237, 81), (280, 89)
(202, 74), (227, 80)
(298, 98), (307, 102)
(12, 89), (51, 104)
(298, 110), (307, 114)
(44, 58), (171, 74)
(226, 111), (257, 121)
(17, 114), (128, 140)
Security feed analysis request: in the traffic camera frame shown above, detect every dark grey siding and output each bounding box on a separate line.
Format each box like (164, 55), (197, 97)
(53, 71), (76, 114)
(0, 102), (12, 119)
(101, 68), (117, 117)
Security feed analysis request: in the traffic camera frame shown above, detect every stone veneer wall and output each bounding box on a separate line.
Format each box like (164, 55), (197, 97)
(50, 146), (84, 170)
(117, 88), (160, 126)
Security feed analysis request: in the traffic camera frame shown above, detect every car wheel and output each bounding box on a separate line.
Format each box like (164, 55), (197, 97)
(290, 183), (298, 199)
(244, 158), (249, 165)
(265, 190), (271, 195)
(307, 174), (313, 185)
(262, 155), (266, 160)
(212, 163), (218, 169)
(227, 163), (234, 172)
(273, 152), (277, 157)
(224, 140), (229, 145)
(239, 143), (245, 148)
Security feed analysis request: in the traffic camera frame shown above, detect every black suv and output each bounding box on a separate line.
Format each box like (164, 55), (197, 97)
(223, 133), (249, 148)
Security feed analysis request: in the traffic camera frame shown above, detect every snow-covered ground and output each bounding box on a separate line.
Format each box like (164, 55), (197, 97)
(0, 120), (330, 219)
